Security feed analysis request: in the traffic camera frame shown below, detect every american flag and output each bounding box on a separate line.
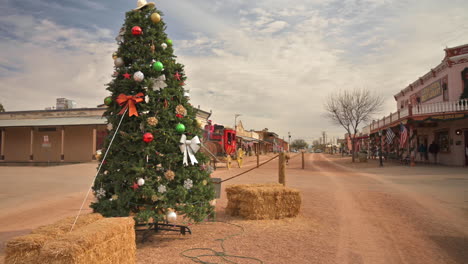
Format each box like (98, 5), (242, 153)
(386, 127), (395, 145)
(399, 123), (408, 148)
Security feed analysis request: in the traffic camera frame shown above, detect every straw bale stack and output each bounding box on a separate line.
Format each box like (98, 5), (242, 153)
(226, 183), (301, 220)
(5, 214), (136, 264)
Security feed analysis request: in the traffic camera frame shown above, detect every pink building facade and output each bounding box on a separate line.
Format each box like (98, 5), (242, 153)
(365, 44), (468, 166)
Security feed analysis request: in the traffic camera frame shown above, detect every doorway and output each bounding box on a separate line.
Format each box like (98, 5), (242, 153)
(417, 135), (429, 162)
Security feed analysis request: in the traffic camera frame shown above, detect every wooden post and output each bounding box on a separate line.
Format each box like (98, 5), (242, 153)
(301, 151), (305, 169)
(30, 128), (34, 161)
(92, 127), (97, 160)
(1, 129), (5, 160)
(61, 126), (65, 161)
(256, 153), (260, 168)
(279, 152), (286, 186)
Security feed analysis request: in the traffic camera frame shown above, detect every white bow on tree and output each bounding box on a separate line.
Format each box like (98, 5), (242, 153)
(179, 134), (201, 166)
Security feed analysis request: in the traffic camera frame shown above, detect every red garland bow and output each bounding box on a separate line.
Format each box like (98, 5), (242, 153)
(116, 93), (144, 117)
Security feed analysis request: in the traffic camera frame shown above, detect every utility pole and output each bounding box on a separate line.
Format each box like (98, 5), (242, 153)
(288, 131), (291, 151)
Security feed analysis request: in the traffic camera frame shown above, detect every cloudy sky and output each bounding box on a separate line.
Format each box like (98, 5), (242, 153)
(0, 0), (467, 143)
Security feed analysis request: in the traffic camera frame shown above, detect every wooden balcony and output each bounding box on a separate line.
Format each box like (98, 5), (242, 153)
(366, 99), (468, 133)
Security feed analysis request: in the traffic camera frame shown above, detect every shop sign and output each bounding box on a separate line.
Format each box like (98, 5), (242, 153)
(421, 80), (442, 103)
(42, 135), (51, 148)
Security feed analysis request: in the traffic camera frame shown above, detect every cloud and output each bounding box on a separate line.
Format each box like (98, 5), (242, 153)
(1, 0), (468, 143)
(0, 15), (115, 111)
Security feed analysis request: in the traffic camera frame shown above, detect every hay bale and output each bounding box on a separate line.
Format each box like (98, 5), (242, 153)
(226, 183), (301, 220)
(38, 217), (135, 264)
(5, 213), (103, 264)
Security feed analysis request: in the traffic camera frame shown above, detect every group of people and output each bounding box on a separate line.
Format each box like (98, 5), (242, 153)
(417, 141), (440, 164)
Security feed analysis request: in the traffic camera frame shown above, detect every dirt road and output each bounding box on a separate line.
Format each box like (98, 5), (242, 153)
(137, 153), (468, 263)
(1, 153), (467, 264)
(307, 154), (468, 264)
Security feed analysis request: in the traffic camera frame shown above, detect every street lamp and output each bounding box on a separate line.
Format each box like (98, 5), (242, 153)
(234, 114), (241, 130)
(288, 132), (291, 151)
(378, 130), (383, 167)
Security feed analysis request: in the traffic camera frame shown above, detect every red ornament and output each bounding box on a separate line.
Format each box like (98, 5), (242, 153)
(179, 82), (185, 86)
(131, 182), (139, 190)
(176, 114), (183, 118)
(174, 72), (181, 81)
(122, 72), (131, 79)
(143, 132), (154, 143)
(132, 26), (143, 36)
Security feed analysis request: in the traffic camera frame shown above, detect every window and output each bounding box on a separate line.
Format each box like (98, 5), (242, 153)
(38, 127), (57, 132)
(442, 81), (448, 101)
(436, 131), (450, 152)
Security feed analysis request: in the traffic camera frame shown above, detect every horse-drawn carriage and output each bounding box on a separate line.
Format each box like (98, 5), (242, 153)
(201, 121), (244, 169)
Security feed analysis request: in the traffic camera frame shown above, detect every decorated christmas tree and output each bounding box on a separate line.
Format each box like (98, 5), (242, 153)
(91, 0), (215, 224)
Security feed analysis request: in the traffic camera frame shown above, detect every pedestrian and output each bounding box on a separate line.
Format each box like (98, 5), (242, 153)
(418, 143), (427, 162)
(428, 141), (439, 164)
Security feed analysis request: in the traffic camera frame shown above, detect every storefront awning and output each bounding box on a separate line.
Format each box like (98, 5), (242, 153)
(0, 116), (107, 127)
(236, 135), (260, 142)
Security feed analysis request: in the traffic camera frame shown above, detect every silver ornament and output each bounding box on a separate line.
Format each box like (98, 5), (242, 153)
(167, 211), (177, 222)
(161, 43), (168, 50)
(137, 178), (145, 186)
(133, 71), (144, 82)
(145, 95), (150, 103)
(114, 57), (124, 67)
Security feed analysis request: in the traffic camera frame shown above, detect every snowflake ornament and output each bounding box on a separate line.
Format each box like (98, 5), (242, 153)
(95, 188), (106, 199)
(184, 179), (193, 190)
(158, 185), (167, 193)
(152, 75), (167, 90)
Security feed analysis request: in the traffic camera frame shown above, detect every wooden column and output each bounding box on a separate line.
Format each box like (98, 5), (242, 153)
(1, 129), (5, 160)
(92, 127), (97, 160)
(279, 152), (286, 186)
(302, 151), (305, 169)
(30, 128), (34, 161)
(61, 126), (65, 161)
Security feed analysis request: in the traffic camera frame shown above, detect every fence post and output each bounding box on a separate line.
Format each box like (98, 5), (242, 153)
(279, 152), (286, 186)
(256, 153), (260, 168)
(301, 151), (305, 169)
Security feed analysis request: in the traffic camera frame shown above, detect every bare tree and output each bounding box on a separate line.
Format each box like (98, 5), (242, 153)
(0, 103), (4, 112)
(324, 88), (383, 162)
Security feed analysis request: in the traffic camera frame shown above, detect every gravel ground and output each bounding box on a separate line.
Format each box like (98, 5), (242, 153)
(1, 153), (467, 264)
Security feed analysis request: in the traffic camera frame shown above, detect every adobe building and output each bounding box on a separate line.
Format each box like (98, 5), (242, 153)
(0, 103), (212, 164)
(235, 120), (261, 155)
(365, 44), (468, 166)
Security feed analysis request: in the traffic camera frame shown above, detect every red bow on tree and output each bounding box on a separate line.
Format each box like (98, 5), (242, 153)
(116, 93), (144, 117)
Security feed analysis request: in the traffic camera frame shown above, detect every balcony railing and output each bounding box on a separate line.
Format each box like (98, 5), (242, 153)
(366, 99), (468, 132)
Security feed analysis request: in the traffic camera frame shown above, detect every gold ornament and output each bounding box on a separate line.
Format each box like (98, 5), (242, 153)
(150, 41), (155, 54)
(151, 12), (161, 23)
(147, 117), (158, 126)
(175, 105), (187, 116)
(112, 52), (118, 60)
(151, 195), (159, 202)
(95, 150), (102, 160)
(112, 194), (119, 200)
(202, 180), (207, 185)
(164, 170), (175, 180)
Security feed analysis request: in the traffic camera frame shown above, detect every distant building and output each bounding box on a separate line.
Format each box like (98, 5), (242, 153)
(364, 44), (468, 166)
(0, 106), (212, 164)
